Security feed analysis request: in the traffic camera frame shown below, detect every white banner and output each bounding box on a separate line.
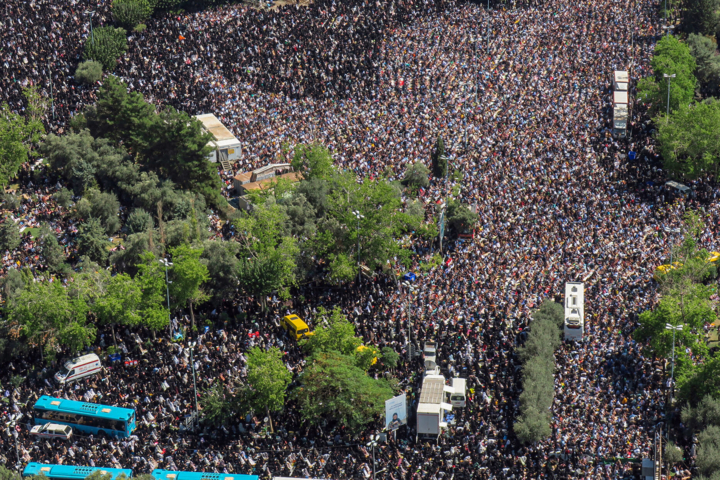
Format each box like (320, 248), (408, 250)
(385, 394), (407, 431)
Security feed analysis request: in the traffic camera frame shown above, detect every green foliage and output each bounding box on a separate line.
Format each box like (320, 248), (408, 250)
(112, 0), (152, 30)
(698, 425), (720, 478)
(134, 24), (147, 33)
(127, 208), (153, 234)
(75, 60), (103, 85)
(291, 143), (333, 180)
(293, 351), (393, 432)
(380, 346), (400, 368)
(7, 279), (95, 356)
(38, 226), (65, 271)
(637, 36), (697, 115)
(199, 240), (239, 305)
(246, 346), (293, 418)
(0, 464), (22, 480)
(83, 27), (128, 72)
(169, 244), (209, 327)
(446, 199), (478, 234)
(514, 299), (560, 444)
(0, 215), (21, 252)
(682, 394), (720, 429)
(2, 192), (20, 211)
(655, 98), (720, 181)
(134, 252), (170, 333)
(92, 273), (143, 330)
(684, 0), (720, 37)
(665, 441), (684, 464)
(77, 217), (110, 264)
(78, 189), (121, 235)
(53, 188), (73, 208)
(301, 306), (363, 357)
(201, 381), (238, 426)
(687, 34), (720, 94)
(0, 89), (46, 188)
(327, 253), (356, 285)
(401, 162), (430, 190)
(431, 136), (447, 178)
(149, 0), (185, 10)
(679, 354), (720, 405)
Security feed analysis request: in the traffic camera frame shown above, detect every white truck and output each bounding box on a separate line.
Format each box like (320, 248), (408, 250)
(416, 374), (454, 443)
(423, 341), (438, 375)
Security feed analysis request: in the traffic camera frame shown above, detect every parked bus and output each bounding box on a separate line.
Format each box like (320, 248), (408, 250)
(152, 470), (259, 480)
(33, 396), (136, 438)
(23, 464), (131, 480)
(563, 282), (585, 341)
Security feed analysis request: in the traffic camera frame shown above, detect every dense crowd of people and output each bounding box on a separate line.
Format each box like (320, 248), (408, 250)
(1, 0), (720, 478)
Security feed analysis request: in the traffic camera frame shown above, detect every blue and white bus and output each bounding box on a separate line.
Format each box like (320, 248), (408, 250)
(33, 396), (136, 438)
(151, 470), (259, 480)
(22, 463), (132, 480)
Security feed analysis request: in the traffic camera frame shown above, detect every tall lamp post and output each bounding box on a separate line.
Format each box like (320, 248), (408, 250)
(159, 258), (174, 339)
(7, 413), (21, 468)
(665, 323), (683, 435)
(663, 73), (676, 124)
(402, 281), (415, 359)
(366, 434), (387, 480)
(352, 210), (364, 283)
(188, 341), (200, 432)
(662, 24), (674, 37)
(85, 10), (95, 44)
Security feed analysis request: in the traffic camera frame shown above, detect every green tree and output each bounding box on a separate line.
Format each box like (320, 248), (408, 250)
(655, 98), (720, 180)
(687, 34), (720, 95)
(698, 425), (720, 478)
(380, 346), (400, 369)
(294, 351), (393, 431)
(200, 240), (240, 306)
(134, 252), (170, 336)
(446, 199), (478, 234)
(401, 162), (430, 190)
(143, 107), (224, 210)
(431, 136), (447, 178)
(77, 217), (110, 264)
(291, 143), (334, 180)
(0, 465), (22, 480)
(93, 273), (143, 345)
(301, 306), (363, 357)
(7, 279), (95, 358)
(53, 188), (73, 208)
(200, 381), (240, 426)
(0, 216), (21, 252)
(127, 208), (153, 234)
(514, 300), (560, 444)
(246, 346), (293, 432)
(169, 244), (209, 330)
(83, 26), (128, 71)
(38, 226), (65, 271)
(678, 354), (720, 404)
(665, 441), (684, 464)
(75, 60), (104, 85)
(112, 0), (151, 29)
(0, 90), (45, 188)
(682, 394), (720, 428)
(684, 0), (720, 37)
(637, 36), (697, 115)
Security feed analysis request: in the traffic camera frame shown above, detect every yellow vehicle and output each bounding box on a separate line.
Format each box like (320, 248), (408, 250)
(281, 314), (314, 340)
(653, 251), (720, 281)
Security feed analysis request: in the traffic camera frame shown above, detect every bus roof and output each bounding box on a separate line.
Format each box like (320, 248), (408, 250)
(34, 396), (135, 421)
(151, 470), (259, 480)
(23, 463), (132, 480)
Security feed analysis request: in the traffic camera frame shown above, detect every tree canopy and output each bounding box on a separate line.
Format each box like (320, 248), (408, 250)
(638, 36), (697, 116)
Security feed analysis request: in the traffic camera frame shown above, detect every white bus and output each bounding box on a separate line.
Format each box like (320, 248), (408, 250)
(564, 282), (585, 341)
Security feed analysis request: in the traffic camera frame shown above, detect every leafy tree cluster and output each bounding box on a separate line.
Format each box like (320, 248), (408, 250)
(112, 0), (152, 30)
(635, 211), (717, 393)
(655, 98), (720, 181)
(514, 299), (563, 443)
(682, 395), (720, 480)
(638, 36), (697, 117)
(74, 60), (104, 85)
(83, 27), (128, 72)
(687, 34), (720, 96)
(430, 135), (447, 178)
(0, 86), (46, 188)
(684, 0), (720, 40)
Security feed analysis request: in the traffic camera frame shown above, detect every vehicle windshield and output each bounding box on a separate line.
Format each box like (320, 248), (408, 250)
(57, 366), (69, 376)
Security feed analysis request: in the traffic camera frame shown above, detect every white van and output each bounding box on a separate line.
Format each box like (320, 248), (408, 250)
(54, 354), (102, 384)
(450, 378), (466, 408)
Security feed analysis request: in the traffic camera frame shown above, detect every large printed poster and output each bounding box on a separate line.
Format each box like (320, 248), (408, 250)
(385, 394), (407, 431)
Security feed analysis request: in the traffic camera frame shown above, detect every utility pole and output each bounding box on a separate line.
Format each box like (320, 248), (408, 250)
(403, 281), (415, 360)
(160, 258), (174, 339)
(189, 341), (200, 432)
(352, 210), (364, 283)
(663, 73), (675, 124)
(665, 323), (683, 437)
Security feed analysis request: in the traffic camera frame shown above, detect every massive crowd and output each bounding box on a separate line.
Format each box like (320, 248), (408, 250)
(1, 0), (719, 478)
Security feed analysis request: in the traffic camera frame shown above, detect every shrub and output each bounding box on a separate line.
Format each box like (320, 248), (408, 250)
(127, 208), (153, 234)
(74, 60), (103, 85)
(134, 23), (147, 33)
(0, 216), (21, 252)
(2, 193), (20, 211)
(401, 162), (430, 190)
(83, 27), (128, 71)
(112, 0), (152, 30)
(53, 188), (73, 208)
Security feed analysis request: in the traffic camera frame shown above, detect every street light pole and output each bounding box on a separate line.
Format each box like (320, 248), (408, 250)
(665, 323), (683, 436)
(85, 11), (95, 44)
(403, 281), (415, 359)
(189, 341), (200, 432)
(663, 73), (675, 124)
(160, 259), (174, 338)
(352, 210), (364, 283)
